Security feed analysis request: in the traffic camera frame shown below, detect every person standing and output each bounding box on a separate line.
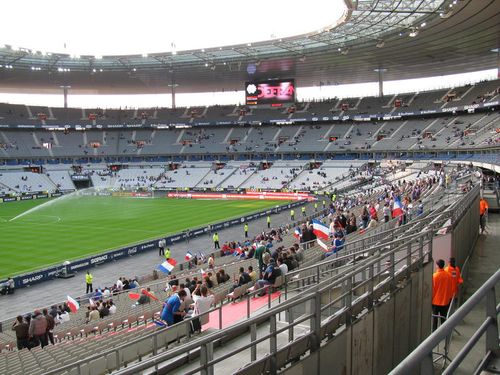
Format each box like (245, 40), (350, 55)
(158, 238), (166, 256)
(244, 223), (249, 238)
(445, 257), (463, 300)
(267, 215), (271, 229)
(43, 308), (55, 345)
(12, 315), (29, 350)
(432, 259), (454, 331)
(479, 197), (489, 234)
(29, 309), (48, 348)
(85, 271), (93, 294)
(301, 206), (306, 217)
(165, 247), (171, 261)
(290, 209), (295, 221)
(314, 202), (318, 212)
(191, 285), (215, 333)
(213, 232), (220, 249)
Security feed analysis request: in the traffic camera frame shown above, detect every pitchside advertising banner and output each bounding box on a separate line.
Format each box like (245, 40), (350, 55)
(3, 200), (306, 288)
(1, 191), (63, 203)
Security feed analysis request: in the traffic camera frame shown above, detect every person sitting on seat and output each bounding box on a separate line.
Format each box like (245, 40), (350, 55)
(251, 258), (282, 296)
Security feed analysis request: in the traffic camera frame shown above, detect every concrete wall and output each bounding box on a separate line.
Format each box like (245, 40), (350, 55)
(282, 261), (433, 375)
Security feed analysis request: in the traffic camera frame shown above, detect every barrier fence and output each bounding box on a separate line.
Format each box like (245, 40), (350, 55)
(390, 269), (500, 375)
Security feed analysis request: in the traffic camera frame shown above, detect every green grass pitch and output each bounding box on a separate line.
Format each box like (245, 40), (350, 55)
(0, 195), (285, 278)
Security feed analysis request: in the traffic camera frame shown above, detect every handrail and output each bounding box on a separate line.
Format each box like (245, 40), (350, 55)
(390, 269), (500, 374)
(28, 185), (480, 374)
(112, 228), (435, 375)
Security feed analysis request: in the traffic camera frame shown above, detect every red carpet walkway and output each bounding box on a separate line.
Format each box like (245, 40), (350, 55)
(204, 291), (281, 330)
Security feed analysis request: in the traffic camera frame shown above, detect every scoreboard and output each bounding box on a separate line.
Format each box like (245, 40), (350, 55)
(245, 79), (295, 106)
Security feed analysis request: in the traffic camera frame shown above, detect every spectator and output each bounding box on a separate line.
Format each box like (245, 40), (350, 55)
(252, 258), (282, 296)
(88, 307), (100, 322)
(28, 309), (48, 348)
(43, 308), (55, 345)
(231, 267), (251, 292)
(277, 257), (288, 276)
(161, 290), (187, 326)
(137, 289), (151, 305)
(191, 285), (214, 333)
(57, 310), (70, 324)
(99, 302), (110, 318)
(108, 300), (117, 315)
(11, 315), (29, 350)
(248, 266), (258, 282)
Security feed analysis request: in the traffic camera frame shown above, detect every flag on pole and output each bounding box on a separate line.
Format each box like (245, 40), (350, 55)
(312, 219), (330, 240)
(317, 238), (329, 251)
(67, 295), (80, 313)
(392, 197), (404, 218)
(158, 258), (177, 274)
(185, 251), (194, 261)
(143, 289), (159, 301)
(128, 292), (141, 300)
(293, 227), (302, 239)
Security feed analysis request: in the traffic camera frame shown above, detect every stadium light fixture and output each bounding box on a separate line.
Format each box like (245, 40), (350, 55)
(376, 40), (385, 48)
(142, 53), (148, 58)
(409, 29), (419, 38)
(95, 55), (102, 60)
(420, 22), (426, 27)
(132, 68), (137, 72)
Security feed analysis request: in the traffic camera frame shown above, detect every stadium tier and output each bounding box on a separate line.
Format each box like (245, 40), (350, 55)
(0, 0), (499, 371)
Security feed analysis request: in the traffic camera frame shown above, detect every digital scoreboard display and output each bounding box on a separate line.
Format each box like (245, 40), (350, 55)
(245, 79), (295, 106)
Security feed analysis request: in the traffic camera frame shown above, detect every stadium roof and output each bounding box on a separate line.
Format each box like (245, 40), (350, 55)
(0, 0), (498, 94)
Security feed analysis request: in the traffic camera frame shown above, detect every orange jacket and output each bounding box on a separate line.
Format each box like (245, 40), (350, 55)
(432, 268), (454, 306)
(480, 199), (489, 215)
(444, 265), (463, 297)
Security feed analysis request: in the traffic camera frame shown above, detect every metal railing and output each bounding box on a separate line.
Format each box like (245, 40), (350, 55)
(112, 227), (436, 375)
(37, 180), (479, 375)
(390, 269), (500, 375)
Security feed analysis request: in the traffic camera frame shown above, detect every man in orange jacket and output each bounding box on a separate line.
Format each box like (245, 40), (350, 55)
(479, 197), (489, 234)
(432, 259), (454, 331)
(445, 257), (463, 300)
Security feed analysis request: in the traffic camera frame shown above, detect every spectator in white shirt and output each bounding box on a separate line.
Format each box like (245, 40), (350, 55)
(277, 257), (288, 276)
(108, 301), (117, 314)
(116, 278), (123, 291)
(190, 285), (214, 332)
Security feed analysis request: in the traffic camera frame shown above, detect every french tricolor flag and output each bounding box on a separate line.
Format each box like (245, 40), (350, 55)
(185, 251), (194, 261)
(158, 258), (177, 274)
(294, 227), (302, 239)
(312, 219), (330, 240)
(67, 295), (80, 313)
(392, 197), (404, 218)
(317, 238), (329, 251)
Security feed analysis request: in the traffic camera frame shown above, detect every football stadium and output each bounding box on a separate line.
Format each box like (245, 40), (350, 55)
(0, 0), (499, 374)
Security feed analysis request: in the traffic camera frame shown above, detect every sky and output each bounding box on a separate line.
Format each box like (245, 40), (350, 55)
(0, 0), (346, 56)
